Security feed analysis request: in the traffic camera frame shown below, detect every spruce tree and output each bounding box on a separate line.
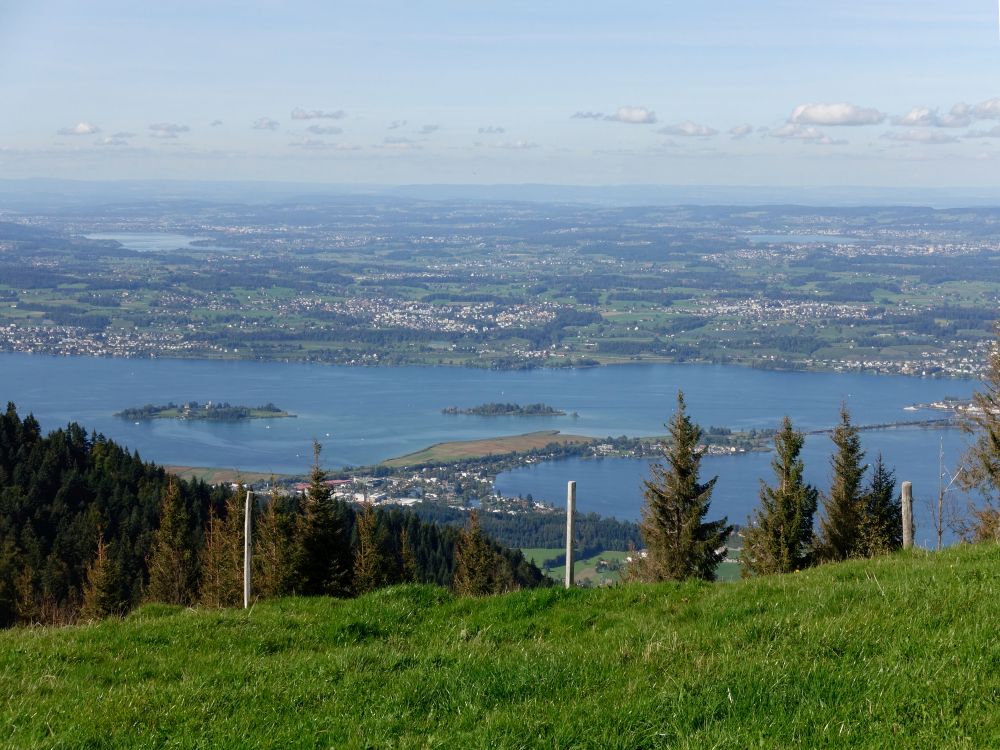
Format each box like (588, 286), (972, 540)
(860, 454), (902, 555)
(453, 511), (500, 596)
(818, 405), (868, 561)
(293, 442), (350, 596)
(198, 490), (244, 608)
(400, 528), (419, 584)
(742, 416), (818, 576)
(637, 392), (731, 582)
(81, 533), (122, 619)
(145, 478), (197, 605)
(352, 502), (390, 594)
(254, 485), (295, 598)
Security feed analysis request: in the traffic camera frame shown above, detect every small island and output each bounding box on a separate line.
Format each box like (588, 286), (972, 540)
(116, 401), (294, 422)
(441, 402), (567, 417)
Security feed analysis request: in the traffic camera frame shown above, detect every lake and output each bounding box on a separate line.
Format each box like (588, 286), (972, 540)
(0, 353), (979, 538)
(84, 232), (235, 254)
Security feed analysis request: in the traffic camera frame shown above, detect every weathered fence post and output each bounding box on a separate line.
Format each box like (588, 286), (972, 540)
(901, 481), (914, 550)
(565, 481), (576, 589)
(244, 489), (253, 608)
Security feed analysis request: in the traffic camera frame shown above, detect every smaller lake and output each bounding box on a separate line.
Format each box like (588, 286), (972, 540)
(85, 233), (224, 253)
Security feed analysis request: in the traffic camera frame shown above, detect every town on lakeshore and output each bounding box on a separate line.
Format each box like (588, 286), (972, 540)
(1, 200), (996, 378)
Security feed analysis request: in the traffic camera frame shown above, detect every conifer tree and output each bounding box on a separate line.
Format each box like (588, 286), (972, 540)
(145, 478), (197, 605)
(198, 490), (244, 608)
(400, 527), (419, 584)
(352, 502), (391, 594)
(254, 484), (295, 598)
(81, 533), (122, 619)
(638, 392), (731, 582)
(453, 511), (501, 596)
(742, 416), (818, 576)
(818, 405), (868, 561)
(959, 334), (1000, 540)
(293, 442), (350, 596)
(860, 454), (901, 555)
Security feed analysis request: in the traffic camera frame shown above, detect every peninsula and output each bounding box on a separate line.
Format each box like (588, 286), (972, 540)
(115, 401), (294, 422)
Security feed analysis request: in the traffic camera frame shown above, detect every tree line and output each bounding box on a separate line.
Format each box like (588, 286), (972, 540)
(0, 408), (545, 626)
(633, 376), (1000, 584)
(631, 393), (905, 583)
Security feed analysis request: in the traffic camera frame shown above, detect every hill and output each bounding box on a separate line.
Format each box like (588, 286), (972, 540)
(2, 543), (997, 748)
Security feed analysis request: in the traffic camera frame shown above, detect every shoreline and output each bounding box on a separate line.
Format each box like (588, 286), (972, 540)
(0, 348), (980, 381)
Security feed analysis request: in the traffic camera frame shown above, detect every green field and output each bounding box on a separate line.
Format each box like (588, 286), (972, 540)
(2, 544), (997, 748)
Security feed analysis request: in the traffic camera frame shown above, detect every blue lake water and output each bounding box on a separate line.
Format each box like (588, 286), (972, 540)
(0, 353), (978, 540)
(85, 233), (206, 252)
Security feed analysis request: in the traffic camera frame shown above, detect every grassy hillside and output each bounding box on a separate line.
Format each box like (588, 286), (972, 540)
(2, 544), (998, 748)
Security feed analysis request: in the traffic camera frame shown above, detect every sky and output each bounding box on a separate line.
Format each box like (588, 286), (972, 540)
(2, 0), (1000, 187)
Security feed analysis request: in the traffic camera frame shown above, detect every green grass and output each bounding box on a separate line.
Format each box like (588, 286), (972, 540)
(2, 544), (999, 748)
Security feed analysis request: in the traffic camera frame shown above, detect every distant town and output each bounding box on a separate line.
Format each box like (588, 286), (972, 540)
(1, 200), (997, 379)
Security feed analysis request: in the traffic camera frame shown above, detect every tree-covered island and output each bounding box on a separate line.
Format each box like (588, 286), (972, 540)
(115, 401), (294, 422)
(441, 402), (566, 416)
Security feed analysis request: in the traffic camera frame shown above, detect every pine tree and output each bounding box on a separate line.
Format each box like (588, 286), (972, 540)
(818, 405), (868, 561)
(352, 502), (391, 595)
(293, 442), (350, 596)
(860, 454), (901, 555)
(254, 485), (295, 598)
(145, 478), (197, 605)
(400, 527), (419, 584)
(959, 334), (1000, 540)
(453, 511), (501, 596)
(742, 416), (818, 576)
(198, 490), (244, 608)
(638, 392), (731, 582)
(81, 533), (121, 619)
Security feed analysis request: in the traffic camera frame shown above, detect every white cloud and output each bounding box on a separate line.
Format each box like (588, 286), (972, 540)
(149, 122), (190, 139)
(98, 135), (129, 146)
(769, 123), (846, 145)
(291, 107), (347, 120)
(289, 139), (362, 151)
(306, 125), (343, 135)
(892, 103), (970, 128)
(380, 137), (421, 150)
(478, 126), (505, 134)
(882, 129), (959, 144)
(728, 123), (754, 139)
(252, 117), (280, 131)
(387, 120), (408, 130)
(571, 111), (605, 120)
(57, 121), (100, 136)
(659, 120), (717, 137)
(289, 138), (328, 149)
(789, 102), (885, 126)
(418, 124), (440, 135)
(605, 106), (656, 124)
(974, 98), (1000, 119)
(490, 140), (539, 150)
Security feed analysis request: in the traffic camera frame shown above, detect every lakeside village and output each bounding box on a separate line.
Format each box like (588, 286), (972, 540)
(236, 429), (777, 517)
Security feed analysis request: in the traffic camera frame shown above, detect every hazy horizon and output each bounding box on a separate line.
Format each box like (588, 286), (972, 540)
(4, 2), (1000, 188)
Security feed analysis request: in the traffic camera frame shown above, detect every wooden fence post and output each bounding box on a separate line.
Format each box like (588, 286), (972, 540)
(901, 481), (914, 550)
(565, 481), (576, 589)
(244, 489), (253, 608)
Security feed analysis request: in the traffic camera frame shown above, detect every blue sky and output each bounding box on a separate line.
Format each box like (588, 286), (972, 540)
(2, 0), (1000, 186)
